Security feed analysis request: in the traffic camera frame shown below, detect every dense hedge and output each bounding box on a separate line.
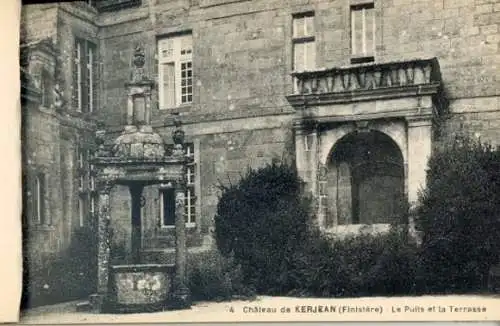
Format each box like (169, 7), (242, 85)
(214, 161), (313, 294)
(415, 136), (500, 293)
(286, 226), (419, 297)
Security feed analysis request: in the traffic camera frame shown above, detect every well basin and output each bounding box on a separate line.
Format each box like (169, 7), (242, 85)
(105, 263), (176, 313)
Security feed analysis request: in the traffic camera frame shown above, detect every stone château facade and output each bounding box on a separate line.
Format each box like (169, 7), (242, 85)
(21, 0), (500, 307)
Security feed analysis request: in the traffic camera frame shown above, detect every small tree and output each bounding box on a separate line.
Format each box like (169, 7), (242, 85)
(416, 135), (500, 293)
(214, 161), (313, 294)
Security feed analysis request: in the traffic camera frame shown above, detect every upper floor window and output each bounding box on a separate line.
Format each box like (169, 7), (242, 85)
(158, 33), (193, 109)
(73, 38), (98, 113)
(351, 3), (375, 63)
(292, 12), (315, 72)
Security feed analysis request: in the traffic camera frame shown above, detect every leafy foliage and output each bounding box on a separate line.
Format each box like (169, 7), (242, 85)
(214, 161), (313, 294)
(415, 135), (500, 293)
(22, 227), (97, 308)
(187, 250), (255, 302)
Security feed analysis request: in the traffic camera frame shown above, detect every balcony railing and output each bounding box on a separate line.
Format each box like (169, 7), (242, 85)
(290, 58), (441, 98)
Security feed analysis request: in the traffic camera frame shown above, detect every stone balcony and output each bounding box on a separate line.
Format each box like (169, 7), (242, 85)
(286, 58), (445, 122)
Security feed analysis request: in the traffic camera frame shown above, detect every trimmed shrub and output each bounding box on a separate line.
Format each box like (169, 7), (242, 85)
(214, 161), (313, 294)
(187, 250), (255, 302)
(415, 135), (500, 293)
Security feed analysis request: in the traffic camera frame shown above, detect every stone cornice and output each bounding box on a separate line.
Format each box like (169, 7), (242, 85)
(286, 83), (441, 107)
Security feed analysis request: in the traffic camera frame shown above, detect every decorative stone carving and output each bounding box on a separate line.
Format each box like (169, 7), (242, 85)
(290, 58), (440, 96)
(355, 120), (371, 133)
(131, 44), (146, 83)
(95, 130), (111, 157)
(113, 125), (166, 160)
(172, 117), (185, 157)
(52, 83), (64, 111)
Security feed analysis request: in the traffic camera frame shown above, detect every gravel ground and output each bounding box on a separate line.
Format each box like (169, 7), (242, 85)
(19, 295), (500, 324)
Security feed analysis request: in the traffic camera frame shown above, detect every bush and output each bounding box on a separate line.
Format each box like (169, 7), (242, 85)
(415, 135), (500, 293)
(214, 161), (313, 294)
(187, 250), (255, 302)
(21, 227), (97, 308)
(287, 226), (419, 297)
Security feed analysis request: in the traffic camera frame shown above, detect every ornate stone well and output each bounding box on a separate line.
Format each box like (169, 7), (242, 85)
(90, 46), (191, 313)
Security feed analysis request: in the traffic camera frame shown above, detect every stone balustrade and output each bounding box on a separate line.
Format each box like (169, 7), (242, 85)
(291, 58), (441, 97)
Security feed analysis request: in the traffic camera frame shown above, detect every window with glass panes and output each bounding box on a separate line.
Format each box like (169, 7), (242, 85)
(351, 3), (375, 61)
(158, 34), (193, 109)
(292, 13), (315, 72)
(159, 142), (196, 227)
(76, 145), (96, 227)
(73, 38), (98, 113)
(32, 173), (46, 225)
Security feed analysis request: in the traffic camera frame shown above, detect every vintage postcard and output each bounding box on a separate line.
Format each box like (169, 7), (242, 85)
(14, 0), (500, 323)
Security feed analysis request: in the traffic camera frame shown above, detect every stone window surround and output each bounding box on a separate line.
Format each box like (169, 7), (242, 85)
(27, 166), (53, 230)
(157, 32), (194, 111)
(350, 1), (376, 64)
(75, 143), (97, 228)
(72, 33), (99, 115)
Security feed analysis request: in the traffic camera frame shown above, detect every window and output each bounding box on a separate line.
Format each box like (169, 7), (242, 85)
(351, 3), (375, 62)
(73, 38), (98, 113)
(32, 174), (46, 224)
(159, 142), (197, 227)
(160, 188), (176, 227)
(185, 165), (196, 226)
(158, 34), (193, 109)
(292, 13), (316, 72)
(76, 146), (95, 226)
(78, 196), (86, 227)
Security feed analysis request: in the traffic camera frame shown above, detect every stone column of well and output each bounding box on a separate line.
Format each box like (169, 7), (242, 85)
(172, 178), (191, 308)
(406, 116), (433, 235)
(96, 181), (114, 296)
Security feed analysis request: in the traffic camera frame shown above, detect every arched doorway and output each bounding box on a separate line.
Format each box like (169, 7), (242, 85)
(325, 130), (406, 227)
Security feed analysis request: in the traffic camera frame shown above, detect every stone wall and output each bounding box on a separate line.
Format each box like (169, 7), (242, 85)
(21, 2), (101, 308)
(97, 0), (500, 252)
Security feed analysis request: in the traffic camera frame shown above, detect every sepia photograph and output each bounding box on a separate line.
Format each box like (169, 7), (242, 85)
(16, 0), (500, 323)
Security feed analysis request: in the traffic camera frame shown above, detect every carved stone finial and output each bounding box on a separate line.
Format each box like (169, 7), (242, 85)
(132, 44), (145, 69)
(131, 44), (146, 82)
(172, 117), (185, 157)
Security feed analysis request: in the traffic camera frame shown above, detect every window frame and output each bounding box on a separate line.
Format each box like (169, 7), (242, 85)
(350, 3), (376, 63)
(158, 142), (197, 228)
(33, 173), (46, 225)
(158, 33), (193, 110)
(159, 187), (176, 228)
(292, 12), (316, 73)
(73, 37), (98, 113)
